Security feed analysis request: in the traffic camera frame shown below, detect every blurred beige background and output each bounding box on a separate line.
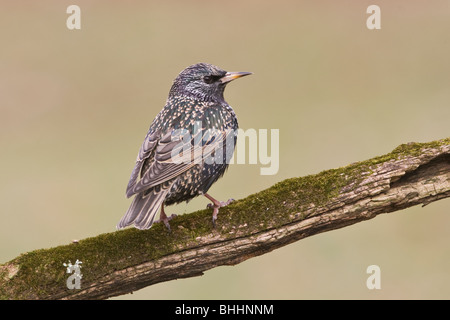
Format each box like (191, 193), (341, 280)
(1, 0), (449, 299)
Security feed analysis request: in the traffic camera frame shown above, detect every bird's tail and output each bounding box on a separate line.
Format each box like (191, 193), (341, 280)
(117, 187), (170, 230)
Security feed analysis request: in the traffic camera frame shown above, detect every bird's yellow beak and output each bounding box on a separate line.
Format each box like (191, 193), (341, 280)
(220, 71), (252, 84)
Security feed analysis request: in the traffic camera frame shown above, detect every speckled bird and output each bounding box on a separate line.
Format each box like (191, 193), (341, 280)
(117, 63), (251, 230)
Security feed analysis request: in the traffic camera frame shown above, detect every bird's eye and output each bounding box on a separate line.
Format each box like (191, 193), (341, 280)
(203, 75), (221, 84)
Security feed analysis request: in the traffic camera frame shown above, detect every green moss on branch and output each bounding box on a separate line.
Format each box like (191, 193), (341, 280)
(1, 137), (449, 299)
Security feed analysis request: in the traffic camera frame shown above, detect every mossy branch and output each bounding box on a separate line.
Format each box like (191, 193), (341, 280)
(1, 138), (449, 300)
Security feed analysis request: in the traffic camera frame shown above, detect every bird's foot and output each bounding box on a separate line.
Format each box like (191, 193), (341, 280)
(205, 195), (234, 227)
(155, 213), (177, 232)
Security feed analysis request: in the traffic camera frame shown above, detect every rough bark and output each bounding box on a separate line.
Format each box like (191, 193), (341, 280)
(1, 138), (449, 300)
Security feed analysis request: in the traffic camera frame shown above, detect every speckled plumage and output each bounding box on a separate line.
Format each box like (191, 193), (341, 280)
(117, 63), (251, 230)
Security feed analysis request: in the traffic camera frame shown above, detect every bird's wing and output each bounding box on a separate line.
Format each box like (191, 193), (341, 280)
(125, 129), (160, 197)
(126, 125), (234, 198)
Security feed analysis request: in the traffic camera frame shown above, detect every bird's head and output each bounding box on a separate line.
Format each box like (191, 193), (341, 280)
(169, 63), (252, 102)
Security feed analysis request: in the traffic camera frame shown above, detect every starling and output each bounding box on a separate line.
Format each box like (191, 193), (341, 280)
(117, 63), (251, 230)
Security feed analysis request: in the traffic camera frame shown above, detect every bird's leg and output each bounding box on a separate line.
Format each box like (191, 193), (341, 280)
(204, 193), (234, 227)
(154, 203), (177, 232)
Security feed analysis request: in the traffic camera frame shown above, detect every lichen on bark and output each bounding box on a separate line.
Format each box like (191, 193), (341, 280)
(1, 137), (449, 300)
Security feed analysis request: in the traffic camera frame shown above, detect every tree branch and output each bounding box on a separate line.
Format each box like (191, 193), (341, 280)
(1, 138), (449, 300)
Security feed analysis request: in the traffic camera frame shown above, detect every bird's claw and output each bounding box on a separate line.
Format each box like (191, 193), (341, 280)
(155, 213), (177, 232)
(207, 198), (234, 228)
(206, 198), (234, 209)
